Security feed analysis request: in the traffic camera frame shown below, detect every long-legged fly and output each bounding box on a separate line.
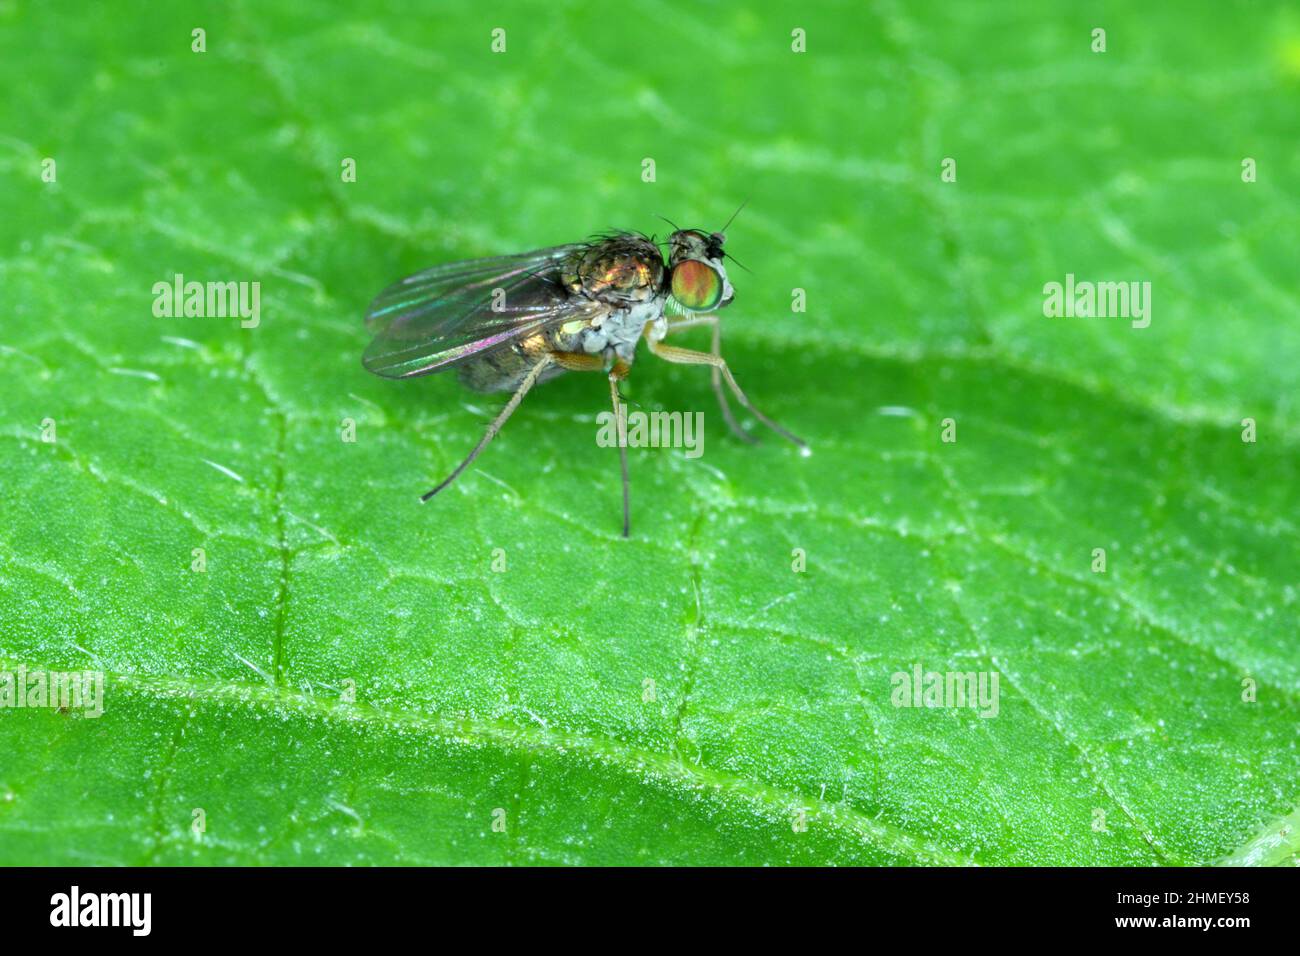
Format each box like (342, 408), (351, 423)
(362, 211), (806, 536)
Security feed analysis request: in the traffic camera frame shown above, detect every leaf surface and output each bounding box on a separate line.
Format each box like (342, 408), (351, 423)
(1, 1), (1297, 865)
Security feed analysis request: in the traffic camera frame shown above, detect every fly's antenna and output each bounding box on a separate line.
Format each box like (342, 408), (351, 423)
(711, 200), (752, 273)
(711, 201), (750, 271)
(715, 199), (748, 238)
(723, 250), (752, 274)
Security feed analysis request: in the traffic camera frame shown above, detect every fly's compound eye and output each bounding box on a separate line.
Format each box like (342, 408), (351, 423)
(670, 259), (724, 311)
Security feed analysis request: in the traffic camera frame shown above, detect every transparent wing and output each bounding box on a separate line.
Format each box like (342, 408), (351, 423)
(363, 245), (601, 379)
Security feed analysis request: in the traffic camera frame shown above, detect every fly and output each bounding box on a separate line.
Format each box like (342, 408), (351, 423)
(361, 212), (807, 537)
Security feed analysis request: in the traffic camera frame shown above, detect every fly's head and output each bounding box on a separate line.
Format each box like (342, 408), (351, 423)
(666, 229), (735, 313)
(575, 234), (665, 305)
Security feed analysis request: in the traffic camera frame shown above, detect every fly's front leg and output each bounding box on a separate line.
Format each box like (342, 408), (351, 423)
(665, 314), (755, 444)
(551, 351), (634, 537)
(646, 338), (808, 453)
(663, 315), (715, 334)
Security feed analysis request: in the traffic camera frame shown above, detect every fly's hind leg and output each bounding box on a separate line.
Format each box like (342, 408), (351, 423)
(665, 314), (755, 444)
(551, 351), (634, 538)
(646, 337), (808, 453)
(421, 354), (554, 502)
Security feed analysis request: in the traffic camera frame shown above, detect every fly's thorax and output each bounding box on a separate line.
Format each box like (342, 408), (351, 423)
(566, 235), (665, 305)
(574, 298), (665, 363)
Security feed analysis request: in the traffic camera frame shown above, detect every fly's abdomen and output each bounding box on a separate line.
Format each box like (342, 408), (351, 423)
(457, 328), (575, 392)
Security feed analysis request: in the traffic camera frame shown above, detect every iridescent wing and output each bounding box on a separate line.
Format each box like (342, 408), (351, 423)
(363, 245), (604, 379)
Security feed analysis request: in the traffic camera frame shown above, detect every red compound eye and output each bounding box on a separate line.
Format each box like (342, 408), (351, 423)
(671, 260), (723, 311)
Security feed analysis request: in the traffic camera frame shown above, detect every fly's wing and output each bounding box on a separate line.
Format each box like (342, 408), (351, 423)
(363, 245), (602, 379)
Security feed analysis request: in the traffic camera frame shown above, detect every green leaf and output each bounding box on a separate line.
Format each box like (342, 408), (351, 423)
(1, 1), (1297, 866)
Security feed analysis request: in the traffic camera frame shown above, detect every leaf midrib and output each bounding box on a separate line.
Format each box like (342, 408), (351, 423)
(49, 667), (981, 866)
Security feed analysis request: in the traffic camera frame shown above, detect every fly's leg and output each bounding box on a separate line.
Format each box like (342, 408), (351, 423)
(608, 360), (632, 538)
(421, 355), (554, 501)
(665, 314), (755, 444)
(663, 315), (715, 333)
(645, 338), (808, 452)
(551, 351), (634, 537)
